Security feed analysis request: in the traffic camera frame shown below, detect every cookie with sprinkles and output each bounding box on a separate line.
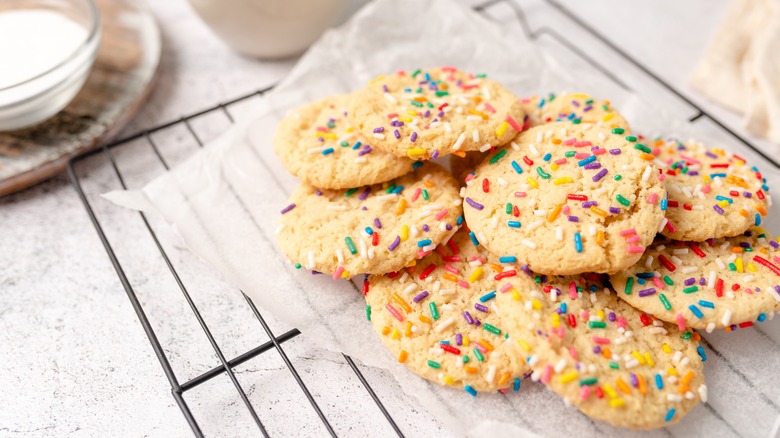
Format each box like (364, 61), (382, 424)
(522, 92), (631, 131)
(273, 93), (415, 190)
(348, 67), (524, 160)
(496, 273), (706, 429)
(365, 229), (529, 393)
(651, 138), (771, 241)
(277, 162), (462, 277)
(610, 228), (780, 332)
(462, 122), (665, 276)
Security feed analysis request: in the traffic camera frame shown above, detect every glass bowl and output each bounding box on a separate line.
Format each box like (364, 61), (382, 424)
(0, 0), (101, 131)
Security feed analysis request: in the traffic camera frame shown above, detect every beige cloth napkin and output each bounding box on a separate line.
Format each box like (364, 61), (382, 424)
(691, 0), (780, 144)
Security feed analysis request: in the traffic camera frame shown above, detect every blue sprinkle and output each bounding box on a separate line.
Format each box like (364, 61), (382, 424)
(417, 239), (432, 247)
(660, 198), (668, 211)
(665, 408), (676, 422)
(762, 184), (769, 191)
(543, 153), (552, 162)
(710, 173), (727, 179)
(392, 185), (404, 194)
(697, 346), (707, 362)
(636, 272), (655, 279)
(412, 161), (423, 169)
(560, 302), (567, 313)
(464, 385), (477, 397)
(698, 300), (714, 308)
(499, 256), (517, 263)
(457, 216), (464, 226)
(513, 378), (521, 391)
(574, 232), (583, 253)
(756, 213), (761, 226)
(469, 231), (479, 246)
(352, 141), (362, 150)
(577, 155), (597, 167)
(440, 340), (450, 345)
(715, 195), (733, 204)
(322, 148), (334, 155)
(655, 374), (663, 390)
(507, 221), (521, 228)
(689, 304), (704, 319)
(758, 313), (767, 322)
(365, 227), (374, 235)
(511, 160), (523, 174)
(479, 291), (497, 302)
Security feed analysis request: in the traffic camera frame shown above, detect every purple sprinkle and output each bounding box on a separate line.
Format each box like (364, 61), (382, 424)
(465, 197), (484, 210)
(423, 110), (431, 118)
(571, 100), (580, 108)
(474, 319), (481, 327)
(382, 85), (388, 92)
(315, 190), (323, 196)
(567, 216), (579, 222)
(699, 277), (707, 286)
(592, 168), (608, 182)
(361, 206), (367, 210)
(388, 235), (401, 251)
(744, 192), (753, 198)
(446, 223), (453, 230)
(593, 346), (602, 354)
(422, 224), (430, 232)
(317, 137), (324, 142)
(394, 129), (401, 139)
(583, 104), (593, 112)
(770, 241), (779, 249)
(475, 303), (489, 313)
(431, 150), (440, 159)
(540, 275), (548, 283)
(455, 333), (463, 346)
(359, 187), (371, 200)
(705, 151), (718, 159)
(740, 242), (751, 248)
(374, 218), (382, 229)
(638, 288), (656, 297)
(713, 204), (725, 215)
(464, 311), (474, 324)
(413, 291), (429, 303)
(312, 271), (322, 275)
(582, 201), (598, 208)
(358, 146), (373, 156)
(609, 207), (621, 214)
(608, 312), (616, 322)
(688, 171), (699, 176)
(438, 111), (445, 118)
(373, 127), (384, 133)
(609, 149), (622, 155)
(280, 203), (296, 214)
(684, 278), (696, 286)
(521, 264), (534, 276)
(411, 132), (418, 142)
(630, 373), (638, 387)
(584, 162), (602, 170)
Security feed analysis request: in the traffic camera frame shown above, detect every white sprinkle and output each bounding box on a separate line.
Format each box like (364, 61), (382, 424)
(410, 225), (419, 237)
(403, 284), (418, 295)
(472, 129), (480, 142)
(658, 217), (669, 233)
(511, 141), (520, 151)
(681, 266), (698, 274)
(526, 220), (544, 231)
(554, 359), (567, 373)
(307, 147), (325, 154)
(642, 165), (652, 182)
(466, 115), (482, 122)
(721, 310), (732, 326)
(529, 144), (540, 157)
(439, 289), (455, 296)
(452, 133), (466, 150)
(673, 351), (682, 364)
(698, 384), (708, 403)
(434, 318), (455, 333)
(490, 216), (499, 229)
(307, 251), (315, 269)
(707, 271), (716, 289)
(715, 257), (726, 269)
(533, 209), (548, 217)
(479, 143), (492, 152)
(368, 248), (375, 259)
(275, 224), (285, 235)
(336, 132), (355, 144)
(497, 177), (508, 187)
(743, 275), (755, 283)
(383, 92), (397, 103)
(705, 322), (715, 333)
(555, 226), (563, 241)
(336, 249), (344, 264)
(373, 194), (399, 202)
(645, 255), (654, 269)
(625, 359), (640, 369)
(373, 133), (385, 139)
(521, 240), (537, 249)
(422, 244), (435, 252)
(486, 365), (496, 383)
(445, 122), (452, 134)
(648, 327), (667, 335)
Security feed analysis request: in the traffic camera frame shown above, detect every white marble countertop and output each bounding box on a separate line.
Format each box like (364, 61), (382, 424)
(5, 0), (779, 437)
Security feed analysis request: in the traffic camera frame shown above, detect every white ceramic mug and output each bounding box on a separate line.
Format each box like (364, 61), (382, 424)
(187, 0), (349, 59)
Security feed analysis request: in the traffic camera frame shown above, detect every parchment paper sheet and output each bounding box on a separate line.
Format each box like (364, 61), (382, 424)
(104, 1), (780, 436)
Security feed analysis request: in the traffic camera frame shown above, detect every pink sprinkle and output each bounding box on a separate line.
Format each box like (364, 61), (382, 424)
(465, 173), (475, 182)
(665, 221), (677, 233)
(745, 288), (754, 295)
(417, 250), (432, 258)
(658, 174), (666, 182)
(541, 365), (553, 384)
(679, 154), (701, 165)
(484, 103), (496, 114)
(627, 245), (645, 253)
(435, 209), (449, 220)
(552, 327), (565, 338)
(619, 228), (637, 236)
(505, 116), (523, 131)
(617, 317), (628, 328)
(627, 235), (642, 244)
(652, 276), (665, 289)
(675, 314), (686, 331)
(500, 282), (514, 292)
(444, 264), (460, 274)
(702, 184), (712, 194)
(581, 311), (590, 320)
(474, 342), (488, 353)
(579, 386), (591, 400)
(514, 192), (527, 198)
(498, 388), (510, 394)
(574, 141), (592, 147)
(386, 304), (404, 322)
(574, 152), (590, 159)
(457, 280), (470, 289)
(332, 266), (344, 280)
(562, 205), (570, 214)
(648, 193), (659, 204)
(563, 138), (577, 146)
(593, 337), (611, 345)
(592, 147), (606, 155)
(569, 346), (578, 360)
(411, 187), (422, 202)
(569, 281), (578, 299)
(554, 158), (568, 165)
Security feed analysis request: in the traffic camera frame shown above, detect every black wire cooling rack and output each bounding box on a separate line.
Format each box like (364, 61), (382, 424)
(66, 1), (780, 436)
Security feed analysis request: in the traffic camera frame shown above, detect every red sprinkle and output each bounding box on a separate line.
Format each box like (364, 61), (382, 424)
(448, 240), (459, 255)
(419, 264), (437, 280)
(513, 205), (520, 217)
(757, 190), (766, 200)
(658, 254), (677, 272)
(754, 255), (780, 277)
(482, 178), (490, 193)
(639, 313), (651, 326)
(568, 314), (577, 328)
(523, 156), (534, 166)
(372, 232), (379, 246)
(567, 194), (588, 201)
(362, 281), (370, 295)
(441, 344), (461, 355)
(494, 270), (517, 280)
(738, 321), (754, 328)
(689, 243), (707, 258)
(715, 278), (724, 297)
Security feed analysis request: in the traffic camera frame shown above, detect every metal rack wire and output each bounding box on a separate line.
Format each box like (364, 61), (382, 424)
(66, 1), (780, 437)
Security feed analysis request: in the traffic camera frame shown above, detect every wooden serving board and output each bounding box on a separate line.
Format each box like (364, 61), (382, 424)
(0, 0), (161, 196)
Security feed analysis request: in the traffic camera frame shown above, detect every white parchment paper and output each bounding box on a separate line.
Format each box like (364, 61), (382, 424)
(105, 0), (780, 436)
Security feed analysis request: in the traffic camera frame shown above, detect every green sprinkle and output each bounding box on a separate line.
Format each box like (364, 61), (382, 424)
(611, 128), (625, 134)
(572, 118), (581, 125)
(422, 189), (429, 200)
(625, 135), (637, 142)
(683, 286), (699, 294)
(745, 247), (753, 252)
(580, 377), (598, 386)
(506, 203), (513, 214)
(463, 355), (470, 363)
(476, 73), (487, 78)
(294, 263), (302, 269)
(340, 141), (349, 147)
(410, 100), (423, 108)
(613, 174), (622, 181)
(385, 184), (396, 194)
(327, 121), (335, 129)
(609, 362), (620, 370)
(616, 194), (631, 206)
(624, 277), (634, 295)
(728, 263), (736, 271)
(435, 90), (449, 97)
(427, 360), (441, 369)
(366, 305), (371, 321)
(345, 188), (358, 197)
(634, 143), (652, 154)
(588, 321), (607, 329)
(681, 332), (692, 341)
(429, 302), (439, 320)
(345, 237), (357, 255)
(474, 349), (485, 362)
(411, 68), (421, 78)
(490, 149), (507, 164)
(663, 276), (674, 286)
(565, 151), (576, 158)
(534, 275), (543, 284)
(660, 294), (672, 311)
(536, 166), (551, 179)
(483, 323), (502, 335)
(427, 102), (434, 109)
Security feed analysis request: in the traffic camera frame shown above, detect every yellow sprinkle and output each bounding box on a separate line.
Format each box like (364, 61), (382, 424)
(346, 127), (354, 133)
(736, 257), (744, 273)
(603, 384), (618, 398)
(396, 198), (407, 215)
(602, 113), (615, 122)
(443, 375), (454, 385)
(747, 262), (757, 272)
(550, 163), (559, 171)
(527, 177), (539, 189)
(609, 398), (625, 408)
(572, 93), (590, 99)
(496, 121), (509, 136)
(532, 299), (543, 310)
(558, 371), (578, 384)
(399, 116), (413, 123)
(398, 350), (408, 363)
(370, 75), (385, 84)
(462, 335), (470, 346)
(512, 289), (521, 301)
(596, 309), (605, 321)
(469, 267), (483, 283)
(632, 351), (644, 364)
(405, 259), (417, 268)
(406, 109), (419, 116)
(401, 225), (409, 242)
(553, 177), (573, 185)
(662, 344), (672, 354)
(391, 328), (400, 340)
(590, 206), (608, 218)
(341, 270), (351, 279)
(407, 148), (426, 157)
(547, 204), (563, 222)
(644, 352), (655, 367)
(551, 312), (561, 328)
(392, 293), (410, 313)
(516, 339), (531, 352)
(667, 367), (678, 376)
(718, 200), (730, 208)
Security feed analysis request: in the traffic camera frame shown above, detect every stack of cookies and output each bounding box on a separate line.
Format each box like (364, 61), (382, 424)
(272, 67), (777, 430)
